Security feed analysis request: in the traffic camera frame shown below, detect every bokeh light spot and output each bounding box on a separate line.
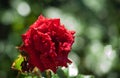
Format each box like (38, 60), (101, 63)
(17, 2), (31, 16)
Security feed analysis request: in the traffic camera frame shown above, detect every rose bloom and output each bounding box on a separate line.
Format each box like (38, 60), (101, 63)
(19, 15), (75, 73)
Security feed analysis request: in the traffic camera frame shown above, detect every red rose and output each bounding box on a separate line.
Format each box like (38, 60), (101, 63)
(19, 15), (75, 73)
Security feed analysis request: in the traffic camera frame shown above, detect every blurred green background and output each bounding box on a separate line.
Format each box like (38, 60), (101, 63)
(0, 0), (120, 78)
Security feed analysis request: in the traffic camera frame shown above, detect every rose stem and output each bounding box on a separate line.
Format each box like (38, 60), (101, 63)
(34, 69), (42, 78)
(16, 72), (20, 78)
(45, 70), (52, 78)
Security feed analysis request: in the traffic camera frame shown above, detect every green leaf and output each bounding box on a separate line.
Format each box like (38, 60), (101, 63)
(52, 74), (59, 78)
(57, 68), (68, 78)
(76, 74), (94, 78)
(24, 75), (37, 78)
(11, 54), (24, 71)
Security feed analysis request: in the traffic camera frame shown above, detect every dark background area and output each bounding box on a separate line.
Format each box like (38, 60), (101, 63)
(0, 0), (120, 78)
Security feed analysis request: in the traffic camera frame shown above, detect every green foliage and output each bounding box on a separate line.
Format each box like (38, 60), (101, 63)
(76, 74), (94, 78)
